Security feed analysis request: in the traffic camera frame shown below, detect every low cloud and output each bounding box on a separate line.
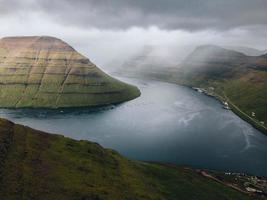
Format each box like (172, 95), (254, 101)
(1, 0), (267, 31)
(0, 0), (266, 70)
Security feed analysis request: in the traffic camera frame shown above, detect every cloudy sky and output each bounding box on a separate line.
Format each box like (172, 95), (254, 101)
(0, 0), (267, 68)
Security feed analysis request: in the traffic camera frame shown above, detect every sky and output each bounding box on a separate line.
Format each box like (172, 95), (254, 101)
(0, 0), (267, 69)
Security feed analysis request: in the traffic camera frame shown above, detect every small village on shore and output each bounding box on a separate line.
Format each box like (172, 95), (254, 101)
(192, 87), (231, 110)
(198, 169), (267, 198)
(192, 86), (267, 135)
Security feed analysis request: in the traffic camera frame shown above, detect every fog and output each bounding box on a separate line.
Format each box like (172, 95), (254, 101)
(0, 0), (267, 72)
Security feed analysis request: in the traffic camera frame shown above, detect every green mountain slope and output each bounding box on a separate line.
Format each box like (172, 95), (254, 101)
(0, 36), (140, 108)
(115, 45), (267, 134)
(176, 45), (267, 134)
(223, 46), (267, 56)
(0, 118), (256, 200)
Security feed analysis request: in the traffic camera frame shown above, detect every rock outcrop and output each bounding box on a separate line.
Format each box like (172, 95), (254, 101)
(0, 36), (140, 108)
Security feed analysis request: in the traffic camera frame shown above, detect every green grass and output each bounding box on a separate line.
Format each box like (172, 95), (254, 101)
(118, 45), (267, 135)
(223, 70), (267, 123)
(0, 118), (258, 200)
(172, 68), (267, 134)
(175, 46), (267, 134)
(0, 36), (141, 108)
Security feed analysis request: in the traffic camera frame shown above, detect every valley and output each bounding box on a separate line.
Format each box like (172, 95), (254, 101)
(116, 45), (267, 134)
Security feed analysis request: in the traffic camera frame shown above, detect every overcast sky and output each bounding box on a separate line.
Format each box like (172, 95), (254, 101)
(0, 0), (267, 68)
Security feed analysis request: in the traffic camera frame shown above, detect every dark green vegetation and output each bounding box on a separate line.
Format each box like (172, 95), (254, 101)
(0, 36), (140, 108)
(0, 118), (258, 200)
(176, 45), (267, 134)
(118, 45), (267, 134)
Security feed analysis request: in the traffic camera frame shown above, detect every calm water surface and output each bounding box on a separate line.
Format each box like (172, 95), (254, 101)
(1, 78), (267, 176)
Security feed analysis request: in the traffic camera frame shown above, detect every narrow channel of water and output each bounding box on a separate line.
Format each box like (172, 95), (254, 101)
(1, 78), (266, 177)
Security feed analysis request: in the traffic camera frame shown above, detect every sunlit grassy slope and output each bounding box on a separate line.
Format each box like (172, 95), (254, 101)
(0, 36), (140, 108)
(0, 118), (256, 200)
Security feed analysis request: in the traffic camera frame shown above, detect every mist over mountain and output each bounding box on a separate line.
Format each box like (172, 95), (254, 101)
(178, 45), (249, 78)
(178, 45), (267, 75)
(223, 46), (267, 56)
(1, 1), (267, 199)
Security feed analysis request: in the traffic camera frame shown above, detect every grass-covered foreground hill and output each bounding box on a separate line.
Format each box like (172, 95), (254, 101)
(0, 118), (257, 200)
(0, 36), (140, 108)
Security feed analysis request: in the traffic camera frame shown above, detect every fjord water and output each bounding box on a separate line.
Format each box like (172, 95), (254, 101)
(1, 78), (267, 177)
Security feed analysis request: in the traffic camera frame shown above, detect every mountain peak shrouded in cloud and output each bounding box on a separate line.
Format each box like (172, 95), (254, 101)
(221, 46), (267, 56)
(0, 0), (266, 70)
(190, 45), (247, 61)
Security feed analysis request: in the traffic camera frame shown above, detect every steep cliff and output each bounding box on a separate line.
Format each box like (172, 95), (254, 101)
(0, 36), (140, 108)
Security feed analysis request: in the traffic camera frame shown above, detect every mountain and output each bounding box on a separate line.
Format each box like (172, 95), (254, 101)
(178, 45), (248, 78)
(115, 44), (267, 134)
(0, 118), (258, 200)
(114, 45), (182, 81)
(177, 45), (267, 134)
(0, 36), (140, 108)
(223, 46), (267, 56)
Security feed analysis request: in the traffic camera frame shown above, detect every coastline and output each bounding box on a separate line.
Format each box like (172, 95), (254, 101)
(114, 73), (267, 136)
(1, 117), (263, 199)
(191, 87), (267, 135)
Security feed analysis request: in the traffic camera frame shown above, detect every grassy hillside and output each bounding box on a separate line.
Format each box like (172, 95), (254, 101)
(0, 36), (140, 108)
(0, 118), (258, 200)
(175, 46), (267, 134)
(117, 45), (267, 134)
